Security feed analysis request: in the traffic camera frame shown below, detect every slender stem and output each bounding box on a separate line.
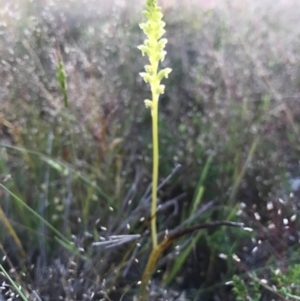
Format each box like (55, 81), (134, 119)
(150, 96), (159, 249)
(138, 3), (172, 298)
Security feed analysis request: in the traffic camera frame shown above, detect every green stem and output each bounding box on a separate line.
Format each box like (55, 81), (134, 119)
(151, 96), (159, 249)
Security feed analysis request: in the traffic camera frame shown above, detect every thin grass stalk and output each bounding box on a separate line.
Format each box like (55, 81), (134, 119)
(0, 183), (80, 256)
(0, 207), (26, 258)
(0, 264), (29, 301)
(228, 137), (259, 205)
(0, 144), (113, 206)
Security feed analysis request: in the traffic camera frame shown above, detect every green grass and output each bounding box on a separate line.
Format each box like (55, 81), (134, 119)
(0, 0), (300, 300)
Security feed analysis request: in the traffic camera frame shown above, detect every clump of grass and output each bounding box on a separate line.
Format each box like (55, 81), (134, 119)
(1, 0), (300, 300)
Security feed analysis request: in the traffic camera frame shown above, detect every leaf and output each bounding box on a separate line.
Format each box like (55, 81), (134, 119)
(56, 58), (68, 108)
